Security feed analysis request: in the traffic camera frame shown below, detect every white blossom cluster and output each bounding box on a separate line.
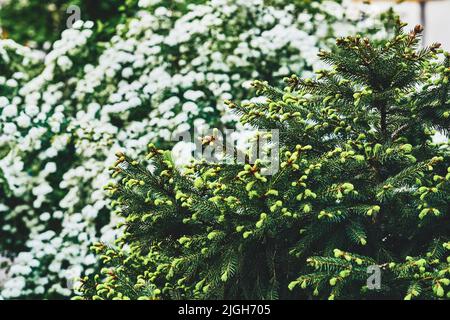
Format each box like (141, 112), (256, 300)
(0, 39), (44, 94)
(0, 0), (384, 298)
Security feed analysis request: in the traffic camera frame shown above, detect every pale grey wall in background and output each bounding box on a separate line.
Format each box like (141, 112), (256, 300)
(370, 1), (450, 49)
(425, 1), (450, 49)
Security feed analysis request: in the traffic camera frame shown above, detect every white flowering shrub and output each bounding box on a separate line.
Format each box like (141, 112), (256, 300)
(0, 39), (44, 94)
(0, 0), (384, 298)
(0, 39), (44, 244)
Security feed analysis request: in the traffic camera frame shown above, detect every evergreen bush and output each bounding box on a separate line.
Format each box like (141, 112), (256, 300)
(79, 18), (450, 300)
(0, 0), (375, 299)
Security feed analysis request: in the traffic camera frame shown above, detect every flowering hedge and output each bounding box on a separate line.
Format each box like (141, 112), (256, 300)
(0, 0), (383, 298)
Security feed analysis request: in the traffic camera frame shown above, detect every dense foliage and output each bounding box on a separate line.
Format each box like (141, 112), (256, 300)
(0, 0), (379, 299)
(79, 19), (450, 300)
(0, 0), (126, 47)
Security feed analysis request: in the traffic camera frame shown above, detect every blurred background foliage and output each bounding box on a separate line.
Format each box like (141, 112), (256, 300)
(0, 0), (127, 47)
(0, 0), (336, 48)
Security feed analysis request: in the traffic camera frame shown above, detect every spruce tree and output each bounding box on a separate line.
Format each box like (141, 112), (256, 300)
(78, 18), (450, 300)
